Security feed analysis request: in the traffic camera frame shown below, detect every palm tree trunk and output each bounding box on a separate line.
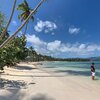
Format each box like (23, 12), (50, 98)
(0, 0), (45, 48)
(0, 0), (17, 40)
(24, 23), (28, 35)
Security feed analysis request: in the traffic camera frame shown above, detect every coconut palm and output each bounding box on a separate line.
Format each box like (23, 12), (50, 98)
(0, 0), (45, 48)
(17, 0), (34, 34)
(0, 0), (17, 40)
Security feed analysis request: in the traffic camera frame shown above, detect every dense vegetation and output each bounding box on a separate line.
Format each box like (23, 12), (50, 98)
(0, 35), (27, 69)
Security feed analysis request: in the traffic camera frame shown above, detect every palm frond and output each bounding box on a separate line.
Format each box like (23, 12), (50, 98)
(31, 16), (34, 22)
(24, 0), (29, 8)
(18, 12), (25, 19)
(17, 3), (25, 11)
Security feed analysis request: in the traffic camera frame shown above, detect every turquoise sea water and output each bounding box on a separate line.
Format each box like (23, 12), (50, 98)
(41, 61), (100, 78)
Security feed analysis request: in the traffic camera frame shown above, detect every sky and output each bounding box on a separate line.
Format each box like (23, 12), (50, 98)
(0, 0), (100, 58)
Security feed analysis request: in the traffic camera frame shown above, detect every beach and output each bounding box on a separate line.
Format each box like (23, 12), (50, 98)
(0, 62), (100, 100)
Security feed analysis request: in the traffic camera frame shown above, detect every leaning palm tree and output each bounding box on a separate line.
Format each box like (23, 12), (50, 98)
(0, 0), (45, 49)
(0, 0), (17, 40)
(17, 0), (34, 35)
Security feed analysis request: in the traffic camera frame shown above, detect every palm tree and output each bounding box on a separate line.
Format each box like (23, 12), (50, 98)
(0, 0), (45, 49)
(0, 0), (17, 40)
(17, 0), (34, 35)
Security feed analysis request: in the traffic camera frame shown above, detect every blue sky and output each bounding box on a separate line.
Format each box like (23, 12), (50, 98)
(1, 0), (100, 58)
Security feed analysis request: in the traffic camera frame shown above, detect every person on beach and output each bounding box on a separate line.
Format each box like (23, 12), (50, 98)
(91, 63), (95, 80)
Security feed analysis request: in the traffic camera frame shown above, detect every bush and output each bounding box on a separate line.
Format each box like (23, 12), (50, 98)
(0, 63), (4, 70)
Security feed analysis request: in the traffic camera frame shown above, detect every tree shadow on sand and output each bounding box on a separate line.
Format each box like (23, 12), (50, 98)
(0, 92), (54, 100)
(55, 70), (90, 76)
(55, 70), (100, 78)
(30, 93), (54, 100)
(0, 89), (25, 100)
(0, 78), (27, 89)
(14, 65), (38, 71)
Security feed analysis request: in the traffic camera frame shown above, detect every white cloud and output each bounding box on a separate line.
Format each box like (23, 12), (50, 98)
(47, 40), (61, 51)
(79, 44), (86, 49)
(34, 20), (57, 33)
(69, 26), (80, 34)
(12, 20), (17, 26)
(26, 35), (100, 57)
(27, 34), (46, 46)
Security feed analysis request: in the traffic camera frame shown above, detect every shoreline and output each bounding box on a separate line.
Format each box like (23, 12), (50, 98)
(0, 62), (100, 100)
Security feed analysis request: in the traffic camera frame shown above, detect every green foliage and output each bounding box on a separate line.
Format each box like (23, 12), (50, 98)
(17, 0), (34, 22)
(0, 31), (9, 45)
(0, 11), (6, 33)
(0, 10), (8, 44)
(17, 0), (35, 35)
(0, 35), (27, 69)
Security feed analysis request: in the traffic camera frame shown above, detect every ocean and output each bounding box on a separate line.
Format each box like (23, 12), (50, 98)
(40, 61), (100, 78)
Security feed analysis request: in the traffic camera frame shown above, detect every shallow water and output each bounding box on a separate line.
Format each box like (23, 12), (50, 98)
(40, 61), (100, 78)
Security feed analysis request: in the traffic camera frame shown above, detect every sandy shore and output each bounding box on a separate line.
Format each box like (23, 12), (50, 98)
(0, 62), (100, 100)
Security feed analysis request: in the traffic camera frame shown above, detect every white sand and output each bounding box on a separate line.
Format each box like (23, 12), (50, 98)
(0, 62), (100, 100)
